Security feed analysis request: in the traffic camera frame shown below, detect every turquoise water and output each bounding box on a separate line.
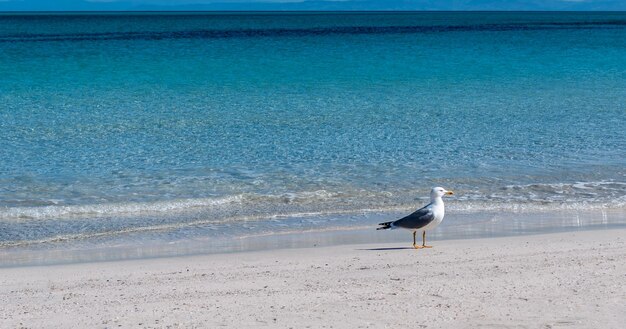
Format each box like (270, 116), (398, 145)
(1, 12), (625, 260)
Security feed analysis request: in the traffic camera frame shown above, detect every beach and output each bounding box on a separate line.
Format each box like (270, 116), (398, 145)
(1, 12), (626, 328)
(2, 228), (624, 328)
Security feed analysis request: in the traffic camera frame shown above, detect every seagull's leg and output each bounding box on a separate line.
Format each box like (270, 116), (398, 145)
(412, 231), (422, 249)
(422, 231), (433, 248)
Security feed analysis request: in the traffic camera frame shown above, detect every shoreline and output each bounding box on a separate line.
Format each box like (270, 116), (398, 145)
(2, 207), (625, 267)
(1, 228), (625, 328)
(0, 209), (626, 269)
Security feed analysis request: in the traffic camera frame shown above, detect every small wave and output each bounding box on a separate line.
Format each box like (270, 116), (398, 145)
(0, 189), (396, 222)
(496, 181), (626, 202)
(1, 181), (624, 224)
(0, 194), (245, 221)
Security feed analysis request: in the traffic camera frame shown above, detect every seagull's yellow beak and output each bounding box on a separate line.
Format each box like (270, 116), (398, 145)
(445, 191), (454, 195)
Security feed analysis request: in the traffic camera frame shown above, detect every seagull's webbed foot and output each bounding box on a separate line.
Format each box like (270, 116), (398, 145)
(421, 232), (433, 248)
(412, 231), (422, 249)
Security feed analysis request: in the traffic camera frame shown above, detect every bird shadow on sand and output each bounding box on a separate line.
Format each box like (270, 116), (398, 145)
(357, 247), (414, 251)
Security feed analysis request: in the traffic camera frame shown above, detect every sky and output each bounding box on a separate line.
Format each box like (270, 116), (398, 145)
(0, 0), (625, 11)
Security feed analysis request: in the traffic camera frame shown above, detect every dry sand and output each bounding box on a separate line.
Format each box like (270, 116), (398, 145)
(1, 228), (625, 328)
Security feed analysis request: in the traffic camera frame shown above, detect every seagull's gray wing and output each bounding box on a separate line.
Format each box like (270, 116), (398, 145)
(392, 204), (435, 229)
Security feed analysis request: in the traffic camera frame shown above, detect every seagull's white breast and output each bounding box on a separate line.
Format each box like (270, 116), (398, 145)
(423, 201), (445, 231)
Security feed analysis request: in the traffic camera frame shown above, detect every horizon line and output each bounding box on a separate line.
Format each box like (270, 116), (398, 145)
(2, 10), (626, 13)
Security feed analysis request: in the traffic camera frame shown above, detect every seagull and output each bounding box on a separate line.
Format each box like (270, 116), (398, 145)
(377, 187), (454, 249)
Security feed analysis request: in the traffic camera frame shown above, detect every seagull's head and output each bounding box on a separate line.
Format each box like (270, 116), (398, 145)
(431, 187), (454, 200)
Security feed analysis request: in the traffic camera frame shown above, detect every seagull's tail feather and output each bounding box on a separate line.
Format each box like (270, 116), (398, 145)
(377, 221), (394, 230)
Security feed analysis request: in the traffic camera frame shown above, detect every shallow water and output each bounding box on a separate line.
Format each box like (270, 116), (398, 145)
(2, 208), (624, 267)
(1, 12), (625, 264)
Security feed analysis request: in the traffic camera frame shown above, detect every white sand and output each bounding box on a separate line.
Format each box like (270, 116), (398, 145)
(1, 228), (625, 328)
